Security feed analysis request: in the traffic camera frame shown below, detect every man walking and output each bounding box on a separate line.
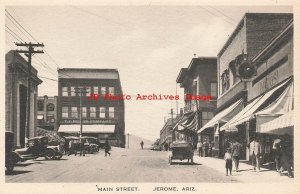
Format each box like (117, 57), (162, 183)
(197, 141), (202, 157)
(140, 141), (144, 149)
(104, 139), (111, 157)
(231, 138), (242, 172)
(249, 136), (262, 172)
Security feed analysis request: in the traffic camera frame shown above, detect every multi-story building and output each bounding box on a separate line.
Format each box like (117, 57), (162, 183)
(159, 115), (181, 149)
(5, 50), (43, 148)
(37, 95), (58, 131)
(57, 68), (125, 147)
(176, 57), (217, 147)
(199, 13), (293, 159)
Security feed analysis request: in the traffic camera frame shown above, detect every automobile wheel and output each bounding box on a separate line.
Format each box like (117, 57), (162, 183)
(96, 147), (99, 152)
(44, 149), (55, 160)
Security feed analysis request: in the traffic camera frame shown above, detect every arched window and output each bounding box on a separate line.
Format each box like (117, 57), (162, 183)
(47, 103), (55, 111)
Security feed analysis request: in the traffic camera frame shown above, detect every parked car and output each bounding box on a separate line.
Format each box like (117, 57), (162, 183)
(81, 136), (100, 153)
(13, 136), (63, 161)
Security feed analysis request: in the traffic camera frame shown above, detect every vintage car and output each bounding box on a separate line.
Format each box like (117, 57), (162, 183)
(5, 131), (17, 173)
(168, 141), (194, 164)
(13, 136), (63, 161)
(81, 136), (100, 153)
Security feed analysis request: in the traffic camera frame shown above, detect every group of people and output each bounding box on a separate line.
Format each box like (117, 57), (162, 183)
(196, 139), (212, 157)
(223, 135), (293, 178)
(63, 138), (111, 157)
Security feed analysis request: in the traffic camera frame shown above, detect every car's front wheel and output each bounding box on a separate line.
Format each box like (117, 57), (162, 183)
(44, 149), (55, 160)
(55, 154), (63, 160)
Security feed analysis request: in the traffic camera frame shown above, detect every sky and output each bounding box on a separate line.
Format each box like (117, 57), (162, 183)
(5, 6), (292, 141)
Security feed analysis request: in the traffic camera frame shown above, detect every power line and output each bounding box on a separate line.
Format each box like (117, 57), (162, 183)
(6, 9), (39, 42)
(5, 12), (33, 41)
(5, 26), (25, 42)
(197, 6), (236, 26)
(208, 6), (237, 23)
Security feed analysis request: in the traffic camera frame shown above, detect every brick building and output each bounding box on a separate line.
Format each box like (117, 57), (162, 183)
(5, 50), (42, 148)
(176, 57), (217, 146)
(37, 95), (58, 131)
(57, 68), (125, 147)
(199, 13), (293, 159)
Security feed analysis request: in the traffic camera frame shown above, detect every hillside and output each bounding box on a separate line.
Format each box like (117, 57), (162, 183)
(124, 134), (154, 149)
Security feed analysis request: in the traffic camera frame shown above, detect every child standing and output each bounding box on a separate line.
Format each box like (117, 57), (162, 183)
(224, 148), (232, 176)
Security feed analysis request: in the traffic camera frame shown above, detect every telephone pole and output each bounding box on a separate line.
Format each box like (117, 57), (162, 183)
(15, 42), (44, 141)
(127, 133), (130, 149)
(74, 87), (88, 138)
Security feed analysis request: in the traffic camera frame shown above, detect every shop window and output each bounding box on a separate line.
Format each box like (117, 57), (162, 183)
(62, 87), (68, 96)
(221, 69), (230, 94)
(90, 107), (96, 118)
(82, 107), (87, 118)
(47, 103), (55, 111)
(71, 107), (78, 118)
(37, 100), (44, 111)
(109, 107), (114, 118)
(100, 107), (106, 118)
(37, 114), (44, 120)
(62, 107), (69, 118)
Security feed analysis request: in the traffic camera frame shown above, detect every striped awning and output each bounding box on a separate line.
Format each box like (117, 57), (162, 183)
(259, 110), (293, 135)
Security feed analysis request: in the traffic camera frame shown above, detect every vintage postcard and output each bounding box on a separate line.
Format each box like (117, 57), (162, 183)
(0, 1), (299, 194)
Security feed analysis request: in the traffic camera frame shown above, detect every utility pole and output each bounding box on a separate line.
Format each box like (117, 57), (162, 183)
(74, 87), (88, 139)
(15, 42), (44, 141)
(169, 108), (176, 142)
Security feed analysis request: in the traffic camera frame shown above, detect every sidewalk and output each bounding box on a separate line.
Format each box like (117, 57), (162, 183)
(193, 155), (294, 183)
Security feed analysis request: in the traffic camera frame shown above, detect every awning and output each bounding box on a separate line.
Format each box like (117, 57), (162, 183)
(197, 99), (243, 134)
(220, 78), (291, 132)
(259, 110), (293, 135)
(173, 111), (195, 132)
(58, 124), (115, 133)
(256, 82), (293, 131)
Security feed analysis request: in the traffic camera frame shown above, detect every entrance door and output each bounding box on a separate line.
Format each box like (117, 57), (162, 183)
(19, 85), (27, 148)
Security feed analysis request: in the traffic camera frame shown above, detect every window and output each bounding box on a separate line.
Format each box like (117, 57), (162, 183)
(90, 107), (96, 118)
(93, 86), (99, 94)
(47, 114), (55, 123)
(62, 87), (68, 96)
(62, 107), (69, 118)
(71, 107), (78, 118)
(100, 107), (106, 118)
(82, 107), (87, 118)
(37, 100), (44, 111)
(37, 114), (44, 120)
(109, 107), (114, 118)
(202, 112), (213, 126)
(70, 86), (76, 96)
(109, 87), (114, 95)
(47, 103), (55, 111)
(210, 83), (217, 97)
(101, 87), (106, 95)
(85, 87), (91, 96)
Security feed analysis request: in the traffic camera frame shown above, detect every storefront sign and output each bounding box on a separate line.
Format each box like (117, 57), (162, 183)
(259, 70), (278, 93)
(60, 119), (117, 124)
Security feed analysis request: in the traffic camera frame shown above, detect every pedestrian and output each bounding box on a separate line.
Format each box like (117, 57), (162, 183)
(203, 139), (208, 157)
(224, 148), (232, 176)
(249, 136), (262, 172)
(272, 137), (281, 173)
(196, 141), (202, 157)
(279, 135), (293, 178)
(68, 139), (76, 156)
(104, 139), (111, 157)
(231, 138), (242, 172)
(79, 139), (85, 156)
(140, 141), (144, 149)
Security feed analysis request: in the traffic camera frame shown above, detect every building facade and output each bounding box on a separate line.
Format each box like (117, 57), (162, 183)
(199, 13), (293, 159)
(37, 95), (58, 131)
(5, 50), (42, 148)
(176, 57), (217, 147)
(57, 68), (125, 147)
